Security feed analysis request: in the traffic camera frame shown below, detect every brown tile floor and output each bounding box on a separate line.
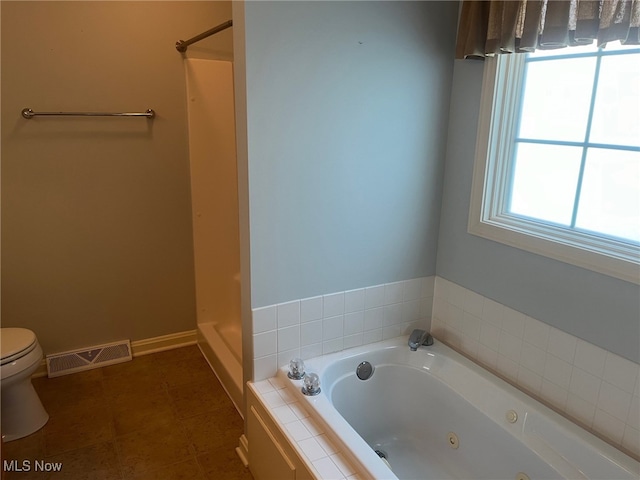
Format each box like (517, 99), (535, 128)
(1, 346), (254, 480)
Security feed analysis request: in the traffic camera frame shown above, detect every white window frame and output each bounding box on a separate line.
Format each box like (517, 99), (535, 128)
(468, 54), (640, 285)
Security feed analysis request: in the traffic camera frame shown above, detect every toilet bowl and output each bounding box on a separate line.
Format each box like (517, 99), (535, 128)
(1, 328), (49, 442)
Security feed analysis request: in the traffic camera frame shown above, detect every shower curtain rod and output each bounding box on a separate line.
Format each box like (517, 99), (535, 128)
(176, 20), (233, 53)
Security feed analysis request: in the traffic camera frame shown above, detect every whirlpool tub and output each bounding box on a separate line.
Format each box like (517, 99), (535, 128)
(274, 336), (639, 480)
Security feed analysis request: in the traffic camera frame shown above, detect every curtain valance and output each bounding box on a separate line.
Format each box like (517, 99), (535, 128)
(456, 0), (640, 59)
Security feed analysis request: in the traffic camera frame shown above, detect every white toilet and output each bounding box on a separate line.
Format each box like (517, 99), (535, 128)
(1, 328), (49, 441)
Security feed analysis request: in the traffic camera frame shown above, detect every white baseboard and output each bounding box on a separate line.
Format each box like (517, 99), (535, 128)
(131, 330), (198, 357)
(32, 330), (198, 378)
(33, 362), (48, 378)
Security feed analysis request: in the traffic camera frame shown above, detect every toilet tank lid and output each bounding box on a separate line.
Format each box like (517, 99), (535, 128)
(1, 328), (37, 360)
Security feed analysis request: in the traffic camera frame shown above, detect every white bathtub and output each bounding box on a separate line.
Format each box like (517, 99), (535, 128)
(279, 336), (639, 480)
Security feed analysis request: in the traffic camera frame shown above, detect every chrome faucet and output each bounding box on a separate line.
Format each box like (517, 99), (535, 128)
(408, 329), (434, 351)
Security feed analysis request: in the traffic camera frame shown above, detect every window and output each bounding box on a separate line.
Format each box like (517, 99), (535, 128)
(468, 43), (640, 284)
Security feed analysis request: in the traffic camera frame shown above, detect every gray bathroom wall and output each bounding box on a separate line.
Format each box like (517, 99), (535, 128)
(242, 1), (458, 308)
(436, 60), (640, 363)
(1, 1), (233, 355)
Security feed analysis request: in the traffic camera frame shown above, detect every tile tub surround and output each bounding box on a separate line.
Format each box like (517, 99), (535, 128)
(252, 277), (435, 382)
(431, 276), (640, 461)
(251, 275), (639, 460)
(249, 377), (362, 480)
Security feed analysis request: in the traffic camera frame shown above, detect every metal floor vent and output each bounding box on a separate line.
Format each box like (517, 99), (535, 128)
(46, 340), (132, 378)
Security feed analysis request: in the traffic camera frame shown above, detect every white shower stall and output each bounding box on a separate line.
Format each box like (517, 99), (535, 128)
(184, 58), (243, 413)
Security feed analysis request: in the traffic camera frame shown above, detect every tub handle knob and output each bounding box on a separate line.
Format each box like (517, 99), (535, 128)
(302, 372), (321, 396)
(288, 357), (306, 380)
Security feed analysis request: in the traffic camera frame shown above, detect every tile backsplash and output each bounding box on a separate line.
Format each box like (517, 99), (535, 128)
(251, 275), (639, 460)
(431, 276), (640, 460)
(251, 277), (434, 381)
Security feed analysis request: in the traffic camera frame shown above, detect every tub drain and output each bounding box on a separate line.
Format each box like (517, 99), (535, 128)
(356, 361), (374, 380)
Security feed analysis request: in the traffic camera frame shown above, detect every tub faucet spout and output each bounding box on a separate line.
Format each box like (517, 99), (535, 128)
(408, 329), (433, 351)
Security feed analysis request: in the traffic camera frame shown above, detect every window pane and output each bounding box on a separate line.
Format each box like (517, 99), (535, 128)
(576, 148), (640, 243)
(600, 41), (640, 52)
(509, 143), (583, 225)
(589, 53), (640, 147)
(518, 57), (596, 142)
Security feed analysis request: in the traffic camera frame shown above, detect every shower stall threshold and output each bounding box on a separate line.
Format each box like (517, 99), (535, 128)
(197, 322), (243, 417)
